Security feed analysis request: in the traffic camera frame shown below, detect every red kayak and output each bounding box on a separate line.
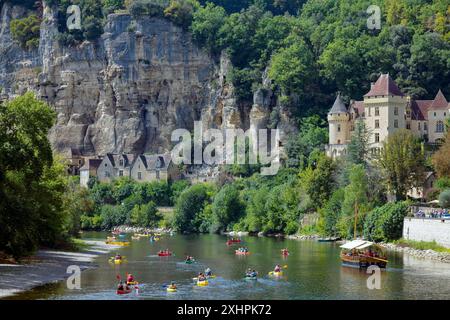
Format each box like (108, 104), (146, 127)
(116, 289), (132, 295)
(158, 251), (172, 257)
(282, 251), (289, 256)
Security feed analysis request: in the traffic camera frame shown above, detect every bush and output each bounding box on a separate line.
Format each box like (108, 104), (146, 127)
(100, 205), (128, 229)
(129, 0), (166, 18)
(164, 0), (199, 29)
(10, 15), (41, 49)
(439, 189), (450, 208)
(364, 202), (409, 242)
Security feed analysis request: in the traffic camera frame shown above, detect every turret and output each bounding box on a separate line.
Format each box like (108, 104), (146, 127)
(328, 93), (350, 145)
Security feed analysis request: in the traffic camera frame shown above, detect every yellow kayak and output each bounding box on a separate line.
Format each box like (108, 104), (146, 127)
(197, 280), (208, 287)
(106, 241), (130, 246)
(167, 287), (177, 292)
(268, 271), (283, 277)
(193, 275), (216, 281)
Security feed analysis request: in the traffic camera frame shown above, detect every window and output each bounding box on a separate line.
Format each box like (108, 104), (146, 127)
(394, 119), (398, 128)
(375, 133), (380, 143)
(138, 172), (142, 180)
(375, 120), (379, 128)
(418, 122), (421, 130)
(375, 107), (379, 116)
(434, 112), (436, 117)
(119, 170), (124, 177)
(119, 159), (124, 166)
(337, 139), (341, 144)
(337, 124), (341, 132)
(424, 122), (428, 131)
(406, 122), (411, 130)
(436, 121), (444, 133)
(394, 107), (398, 116)
(406, 110), (411, 118)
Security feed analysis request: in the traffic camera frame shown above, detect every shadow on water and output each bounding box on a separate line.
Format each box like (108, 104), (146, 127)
(5, 232), (450, 300)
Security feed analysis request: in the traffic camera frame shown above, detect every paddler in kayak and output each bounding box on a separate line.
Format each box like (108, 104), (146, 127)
(115, 253), (122, 260)
(205, 267), (213, 277)
(168, 281), (177, 290)
(197, 273), (206, 282)
(281, 248), (289, 256)
(274, 264), (282, 273)
(245, 268), (257, 278)
(127, 273), (135, 284)
(185, 255), (194, 263)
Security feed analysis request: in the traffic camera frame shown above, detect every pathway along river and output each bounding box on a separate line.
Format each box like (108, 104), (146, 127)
(8, 232), (450, 300)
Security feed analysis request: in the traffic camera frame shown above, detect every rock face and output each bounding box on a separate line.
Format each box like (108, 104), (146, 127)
(0, 3), (244, 156)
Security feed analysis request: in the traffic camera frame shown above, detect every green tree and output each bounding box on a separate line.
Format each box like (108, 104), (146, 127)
(211, 184), (244, 232)
(378, 129), (426, 200)
(439, 189), (450, 208)
(130, 201), (161, 227)
(173, 183), (215, 233)
(299, 153), (335, 209)
(191, 2), (226, 54)
(0, 93), (72, 258)
(10, 14), (41, 49)
(347, 120), (371, 165)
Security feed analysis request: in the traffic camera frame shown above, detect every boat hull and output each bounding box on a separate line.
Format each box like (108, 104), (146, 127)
(340, 254), (387, 269)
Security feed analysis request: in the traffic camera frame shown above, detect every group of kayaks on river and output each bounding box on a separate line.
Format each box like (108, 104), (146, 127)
(111, 236), (290, 295)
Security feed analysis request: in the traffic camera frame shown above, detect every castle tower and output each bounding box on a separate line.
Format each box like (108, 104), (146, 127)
(327, 93), (350, 158)
(363, 74), (407, 154)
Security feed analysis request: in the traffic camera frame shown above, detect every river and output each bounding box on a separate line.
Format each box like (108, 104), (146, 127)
(8, 232), (450, 300)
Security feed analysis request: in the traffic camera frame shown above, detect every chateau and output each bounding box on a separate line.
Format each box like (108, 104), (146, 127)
(326, 74), (449, 158)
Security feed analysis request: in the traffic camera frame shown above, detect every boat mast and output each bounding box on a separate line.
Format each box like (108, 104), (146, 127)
(354, 199), (358, 239)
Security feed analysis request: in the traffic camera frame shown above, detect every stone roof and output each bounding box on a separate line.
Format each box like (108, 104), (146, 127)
(364, 74), (404, 97)
(106, 153), (135, 167)
(328, 94), (348, 114)
(80, 158), (102, 171)
(138, 153), (172, 171)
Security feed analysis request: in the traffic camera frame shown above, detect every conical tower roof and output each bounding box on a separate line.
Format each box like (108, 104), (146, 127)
(328, 93), (348, 114)
(430, 89), (448, 110)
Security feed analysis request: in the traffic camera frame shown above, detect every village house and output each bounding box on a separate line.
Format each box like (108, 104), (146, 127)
(97, 153), (136, 183)
(326, 73), (449, 159)
(65, 148), (85, 176)
(408, 171), (437, 200)
(130, 153), (179, 183)
(79, 158), (103, 188)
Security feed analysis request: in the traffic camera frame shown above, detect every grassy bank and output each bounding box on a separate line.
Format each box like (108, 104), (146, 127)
(392, 239), (450, 253)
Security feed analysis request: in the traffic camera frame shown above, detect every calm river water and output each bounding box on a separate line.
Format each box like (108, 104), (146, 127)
(9, 232), (450, 300)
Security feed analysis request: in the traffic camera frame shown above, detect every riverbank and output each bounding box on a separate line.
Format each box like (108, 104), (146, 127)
(0, 241), (121, 299)
(381, 241), (450, 264)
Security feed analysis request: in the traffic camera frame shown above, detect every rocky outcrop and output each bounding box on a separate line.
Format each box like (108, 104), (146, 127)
(0, 2), (244, 157)
(0, 2), (293, 160)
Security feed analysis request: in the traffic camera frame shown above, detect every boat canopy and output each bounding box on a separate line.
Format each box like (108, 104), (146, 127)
(340, 240), (374, 250)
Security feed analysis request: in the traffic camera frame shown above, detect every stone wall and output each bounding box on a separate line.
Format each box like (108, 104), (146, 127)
(403, 218), (450, 248)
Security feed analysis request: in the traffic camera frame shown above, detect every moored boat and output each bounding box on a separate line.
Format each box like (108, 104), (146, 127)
(340, 240), (388, 269)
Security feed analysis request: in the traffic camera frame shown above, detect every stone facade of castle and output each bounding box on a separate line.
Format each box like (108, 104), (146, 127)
(326, 74), (449, 159)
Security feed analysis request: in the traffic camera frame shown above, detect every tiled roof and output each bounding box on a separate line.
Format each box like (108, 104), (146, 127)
(411, 100), (433, 121)
(328, 94), (348, 114)
(364, 74), (404, 97)
(350, 100), (364, 116)
(430, 90), (448, 110)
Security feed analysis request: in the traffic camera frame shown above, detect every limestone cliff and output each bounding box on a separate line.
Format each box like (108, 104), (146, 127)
(0, 2), (293, 158)
(0, 2), (247, 156)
